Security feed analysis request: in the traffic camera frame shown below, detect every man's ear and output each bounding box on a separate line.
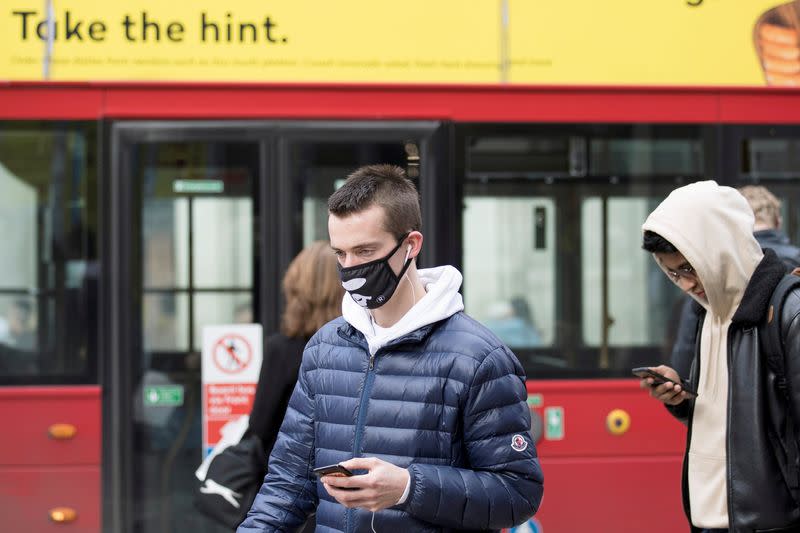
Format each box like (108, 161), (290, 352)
(407, 231), (423, 258)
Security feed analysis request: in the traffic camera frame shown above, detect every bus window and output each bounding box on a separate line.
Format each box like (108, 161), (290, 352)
(463, 196), (555, 350)
(0, 123), (97, 384)
(742, 138), (800, 179)
(458, 124), (713, 379)
(292, 141), (408, 246)
(581, 197), (682, 361)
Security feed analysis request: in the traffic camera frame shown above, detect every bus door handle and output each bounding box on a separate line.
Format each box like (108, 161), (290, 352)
(48, 423), (77, 440)
(49, 507), (78, 523)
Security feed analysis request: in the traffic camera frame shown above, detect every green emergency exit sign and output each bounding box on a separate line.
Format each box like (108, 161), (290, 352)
(544, 406), (565, 440)
(173, 179), (224, 194)
(144, 385), (184, 406)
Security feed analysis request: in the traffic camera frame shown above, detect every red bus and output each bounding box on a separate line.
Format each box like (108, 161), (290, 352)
(1, 82), (799, 532)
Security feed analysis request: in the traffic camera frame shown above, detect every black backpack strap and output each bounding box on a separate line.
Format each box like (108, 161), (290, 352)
(764, 273), (800, 395)
(763, 271), (800, 490)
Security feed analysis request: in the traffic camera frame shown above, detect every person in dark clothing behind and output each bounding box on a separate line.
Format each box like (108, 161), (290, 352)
(669, 185), (800, 379)
(247, 240), (344, 533)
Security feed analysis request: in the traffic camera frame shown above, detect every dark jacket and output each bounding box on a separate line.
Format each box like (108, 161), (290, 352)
(756, 229), (800, 271)
(670, 230), (800, 378)
(249, 333), (309, 457)
(668, 249), (800, 532)
(238, 312), (544, 533)
(248, 333), (315, 533)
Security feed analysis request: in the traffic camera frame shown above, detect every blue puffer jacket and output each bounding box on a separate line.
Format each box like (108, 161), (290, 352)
(239, 312), (544, 532)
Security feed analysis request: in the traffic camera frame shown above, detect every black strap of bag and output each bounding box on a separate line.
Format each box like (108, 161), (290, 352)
(761, 271), (800, 491)
(194, 432), (267, 529)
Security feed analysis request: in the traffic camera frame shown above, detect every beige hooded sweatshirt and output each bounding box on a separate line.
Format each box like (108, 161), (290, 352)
(642, 181), (763, 529)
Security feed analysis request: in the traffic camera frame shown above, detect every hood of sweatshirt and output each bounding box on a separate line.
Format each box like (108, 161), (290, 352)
(642, 180), (763, 320)
(342, 265), (465, 356)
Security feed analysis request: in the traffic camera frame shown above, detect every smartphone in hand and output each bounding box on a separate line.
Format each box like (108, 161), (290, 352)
(312, 464), (354, 478)
(632, 367), (698, 398)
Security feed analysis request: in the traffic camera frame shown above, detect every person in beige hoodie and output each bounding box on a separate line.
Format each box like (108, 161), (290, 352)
(639, 181), (800, 533)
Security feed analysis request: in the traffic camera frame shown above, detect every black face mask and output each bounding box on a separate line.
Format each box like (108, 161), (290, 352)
(338, 234), (412, 309)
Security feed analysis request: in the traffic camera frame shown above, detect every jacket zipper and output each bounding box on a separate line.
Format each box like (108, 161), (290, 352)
(346, 351), (379, 533)
(683, 313), (702, 532)
(725, 325), (735, 532)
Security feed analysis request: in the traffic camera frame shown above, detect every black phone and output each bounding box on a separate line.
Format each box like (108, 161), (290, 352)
(632, 367), (698, 398)
(312, 464), (354, 478)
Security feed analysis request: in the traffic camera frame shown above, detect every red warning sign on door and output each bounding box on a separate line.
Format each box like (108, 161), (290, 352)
(213, 334), (253, 374)
(201, 324), (263, 456)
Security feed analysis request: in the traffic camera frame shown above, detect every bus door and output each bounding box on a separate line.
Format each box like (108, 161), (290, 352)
(456, 123), (717, 533)
(107, 121), (448, 533)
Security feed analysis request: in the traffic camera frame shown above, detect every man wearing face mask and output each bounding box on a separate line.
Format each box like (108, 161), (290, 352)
(239, 164), (543, 533)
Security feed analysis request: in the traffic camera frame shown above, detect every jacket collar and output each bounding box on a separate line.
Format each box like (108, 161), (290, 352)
(336, 321), (440, 353)
(731, 248), (786, 326)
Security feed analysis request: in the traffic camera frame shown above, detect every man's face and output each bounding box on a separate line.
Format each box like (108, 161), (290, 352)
(328, 204), (407, 272)
(654, 251), (707, 302)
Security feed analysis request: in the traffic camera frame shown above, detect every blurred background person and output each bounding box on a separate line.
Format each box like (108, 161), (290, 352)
(483, 295), (542, 348)
(0, 298), (36, 350)
(246, 240), (344, 533)
(739, 185), (800, 269)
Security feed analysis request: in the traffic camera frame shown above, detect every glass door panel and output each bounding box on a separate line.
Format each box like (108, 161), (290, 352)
(132, 141), (258, 533)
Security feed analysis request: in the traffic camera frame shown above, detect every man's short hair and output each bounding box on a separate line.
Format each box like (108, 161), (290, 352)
(642, 230), (679, 253)
(738, 185), (781, 228)
(327, 164), (421, 239)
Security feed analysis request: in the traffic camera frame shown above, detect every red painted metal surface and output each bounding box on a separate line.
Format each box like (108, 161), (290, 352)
(0, 386), (101, 465)
(0, 466), (101, 533)
(0, 387), (101, 533)
(0, 86), (105, 120)
(533, 457), (683, 532)
(528, 379), (684, 457)
(0, 81), (799, 123)
(527, 379), (686, 531)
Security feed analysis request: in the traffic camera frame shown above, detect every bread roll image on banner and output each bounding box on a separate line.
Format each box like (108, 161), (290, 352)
(754, 1), (800, 86)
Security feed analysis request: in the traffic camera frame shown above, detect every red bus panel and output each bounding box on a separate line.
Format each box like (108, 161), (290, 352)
(528, 380), (686, 532)
(0, 387), (101, 532)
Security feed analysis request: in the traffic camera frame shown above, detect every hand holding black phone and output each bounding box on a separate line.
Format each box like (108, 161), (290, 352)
(632, 367), (698, 398)
(312, 464), (354, 478)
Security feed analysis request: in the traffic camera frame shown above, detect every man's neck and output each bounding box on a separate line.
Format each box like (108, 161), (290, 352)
(370, 267), (427, 328)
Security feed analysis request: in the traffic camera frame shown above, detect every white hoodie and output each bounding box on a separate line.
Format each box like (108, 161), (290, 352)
(342, 265), (465, 356)
(643, 181), (763, 529)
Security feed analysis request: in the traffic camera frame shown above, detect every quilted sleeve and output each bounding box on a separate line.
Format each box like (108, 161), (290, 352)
(399, 346), (544, 530)
(237, 346), (318, 532)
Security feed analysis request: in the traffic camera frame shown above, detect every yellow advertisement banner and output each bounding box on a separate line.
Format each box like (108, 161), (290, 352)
(1, 0), (797, 86)
(510, 0), (798, 87)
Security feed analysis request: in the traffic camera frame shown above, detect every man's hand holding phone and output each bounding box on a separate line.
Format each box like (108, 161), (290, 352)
(633, 365), (695, 405)
(316, 457), (410, 513)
